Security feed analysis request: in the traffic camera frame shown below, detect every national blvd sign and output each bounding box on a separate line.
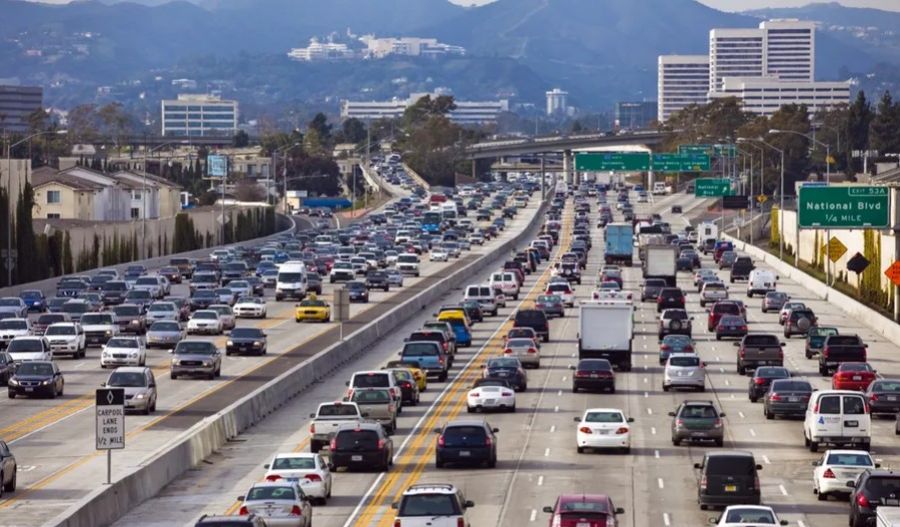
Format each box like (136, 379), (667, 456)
(694, 178), (732, 197)
(798, 186), (889, 229)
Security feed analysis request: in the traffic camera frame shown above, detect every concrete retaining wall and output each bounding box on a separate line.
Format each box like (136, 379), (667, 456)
(49, 197), (548, 527)
(724, 232), (900, 347)
(401, 162), (432, 191)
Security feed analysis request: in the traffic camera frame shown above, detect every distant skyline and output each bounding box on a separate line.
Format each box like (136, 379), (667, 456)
(448, 0), (900, 12)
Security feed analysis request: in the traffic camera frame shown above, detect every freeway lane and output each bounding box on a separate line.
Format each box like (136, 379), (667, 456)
(0, 191), (539, 525)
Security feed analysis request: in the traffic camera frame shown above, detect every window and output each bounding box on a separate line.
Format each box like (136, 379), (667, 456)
(47, 190), (61, 204)
(131, 208), (140, 219)
(47, 213), (61, 219)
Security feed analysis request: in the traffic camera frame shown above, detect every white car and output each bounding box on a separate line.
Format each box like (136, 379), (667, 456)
(466, 385), (516, 413)
(0, 318), (33, 349)
(469, 233), (485, 245)
(396, 254), (420, 277)
(263, 453), (332, 504)
(813, 449), (878, 501)
(234, 296), (267, 318)
(385, 251), (400, 266)
(44, 322), (86, 359)
(228, 280), (253, 298)
(146, 302), (179, 324)
(7, 336), (52, 363)
(101, 336), (147, 368)
(187, 310), (224, 335)
(574, 408), (633, 454)
(209, 304), (236, 330)
(545, 282), (575, 307)
(712, 505), (787, 526)
(133, 276), (164, 299)
(663, 353), (706, 392)
(238, 481), (312, 527)
(430, 247), (449, 262)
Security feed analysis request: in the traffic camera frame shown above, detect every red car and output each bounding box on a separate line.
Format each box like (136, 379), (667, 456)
(832, 362), (878, 391)
(707, 301), (742, 332)
(542, 494), (625, 527)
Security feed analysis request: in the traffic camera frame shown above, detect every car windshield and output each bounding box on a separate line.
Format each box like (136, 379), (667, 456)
(724, 510), (776, 524)
(81, 314), (113, 325)
(127, 291), (151, 300)
(770, 380), (811, 392)
(318, 404), (360, 417)
(767, 292), (788, 301)
(743, 335), (780, 346)
(826, 453), (873, 466)
(664, 310), (688, 321)
(245, 486), (296, 502)
(399, 495), (459, 516)
(194, 291), (216, 299)
(107, 338), (139, 348)
(45, 325), (75, 335)
(300, 300), (326, 307)
(507, 338), (534, 348)
(840, 363), (873, 372)
(194, 312), (218, 320)
(681, 405), (718, 418)
(442, 425), (486, 446)
(175, 342), (216, 354)
(8, 339), (43, 352)
(150, 322), (180, 332)
(663, 335), (691, 346)
(136, 277), (159, 286)
(353, 373), (390, 388)
(488, 358), (520, 369)
(720, 316), (744, 325)
(231, 328), (263, 339)
(537, 295), (559, 303)
(669, 356), (700, 367)
(0, 299), (21, 306)
(149, 304), (175, 312)
(37, 315), (65, 324)
(352, 389), (391, 403)
(335, 429), (379, 449)
(15, 362), (53, 375)
(272, 457), (316, 470)
(107, 371), (147, 387)
(404, 343), (439, 356)
(0, 320), (27, 330)
(113, 306), (141, 316)
(706, 456), (755, 475)
(811, 327), (839, 337)
(584, 411), (625, 423)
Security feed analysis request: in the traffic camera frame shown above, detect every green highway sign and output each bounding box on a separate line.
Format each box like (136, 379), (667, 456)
(713, 144), (737, 158)
(575, 152), (650, 172)
(652, 153), (711, 172)
(678, 144), (712, 155)
(798, 186), (890, 229)
(694, 178), (732, 197)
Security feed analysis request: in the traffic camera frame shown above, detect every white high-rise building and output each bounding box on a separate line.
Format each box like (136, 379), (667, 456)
(546, 88), (568, 116)
(657, 55), (710, 122)
(709, 28), (766, 93)
(709, 77), (849, 117)
(761, 19), (815, 82)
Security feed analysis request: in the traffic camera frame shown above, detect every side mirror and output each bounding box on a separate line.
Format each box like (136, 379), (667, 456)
(615, 507), (625, 514)
(309, 413), (316, 418)
(733, 342), (740, 347)
(168, 349), (174, 354)
(668, 412), (676, 417)
(627, 417), (635, 423)
(542, 506), (554, 514)
(568, 364), (576, 370)
(99, 382), (106, 387)
(263, 464), (270, 469)
(492, 428), (499, 433)
(362, 412), (370, 417)
(391, 502), (399, 510)
(780, 521), (788, 526)
(708, 519), (718, 525)
(756, 464), (763, 470)
(847, 481), (856, 488)
(573, 416), (581, 422)
(875, 463), (882, 468)
(464, 500), (475, 508)
(720, 412), (727, 417)
(694, 462), (702, 469)
(812, 460), (821, 466)
(237, 495), (245, 501)
(327, 463), (335, 471)
(345, 381), (350, 386)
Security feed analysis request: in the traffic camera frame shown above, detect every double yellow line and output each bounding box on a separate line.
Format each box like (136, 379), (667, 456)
(355, 206), (574, 527)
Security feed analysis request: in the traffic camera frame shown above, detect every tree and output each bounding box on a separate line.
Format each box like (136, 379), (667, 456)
(96, 102), (132, 150)
(847, 91), (874, 173)
(233, 130), (250, 148)
(67, 104), (101, 144)
(307, 113), (332, 145)
(869, 91), (900, 157)
(15, 183), (38, 283)
(339, 118), (367, 144)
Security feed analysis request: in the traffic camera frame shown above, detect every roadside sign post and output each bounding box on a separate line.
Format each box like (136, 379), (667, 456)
(333, 288), (350, 340)
(96, 388), (125, 485)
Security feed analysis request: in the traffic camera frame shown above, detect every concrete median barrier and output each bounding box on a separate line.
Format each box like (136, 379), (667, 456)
(49, 197), (548, 527)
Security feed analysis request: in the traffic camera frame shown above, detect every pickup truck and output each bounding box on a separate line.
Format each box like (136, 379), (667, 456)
(347, 388), (398, 435)
(818, 334), (868, 376)
(307, 401), (367, 453)
(805, 326), (838, 359)
(735, 333), (784, 375)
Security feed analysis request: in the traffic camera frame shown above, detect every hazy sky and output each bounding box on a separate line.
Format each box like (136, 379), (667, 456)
(448, 0), (900, 11)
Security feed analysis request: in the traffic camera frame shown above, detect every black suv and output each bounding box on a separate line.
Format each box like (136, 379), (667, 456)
(695, 451), (762, 510)
(329, 422), (393, 472)
(849, 469), (900, 527)
(657, 287), (686, 312)
(513, 309), (550, 342)
(225, 327), (267, 356)
(435, 419), (499, 468)
(730, 256), (755, 282)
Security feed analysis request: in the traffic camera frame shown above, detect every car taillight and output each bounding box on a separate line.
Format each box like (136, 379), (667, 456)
(823, 347), (830, 358)
(503, 349), (512, 354)
(470, 392), (480, 398)
(395, 520), (402, 527)
(813, 403), (819, 413)
(754, 378), (766, 385)
(502, 391), (513, 397)
(713, 419), (723, 429)
(457, 518), (465, 527)
(700, 476), (707, 491)
(266, 474), (282, 481)
(615, 427), (629, 435)
(527, 348), (537, 354)
(870, 393), (880, 401)
(291, 505), (303, 516)
(857, 493), (870, 508)
(740, 326), (748, 331)
(656, 297), (662, 303)
(438, 435), (445, 447)
(575, 371), (588, 377)
(305, 473), (322, 482)
(309, 423), (316, 434)
(684, 345), (694, 352)
(823, 468), (836, 479)
(442, 342), (448, 350)
(330, 438), (337, 450)
(579, 426), (592, 434)
(770, 393), (782, 401)
(660, 344), (670, 351)
(865, 403), (870, 414)
(377, 439), (386, 450)
(485, 436), (492, 446)
(754, 476), (760, 491)
(239, 506), (249, 515)
(739, 349), (746, 358)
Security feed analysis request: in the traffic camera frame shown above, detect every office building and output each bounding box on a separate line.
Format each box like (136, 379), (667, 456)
(657, 55), (710, 122)
(709, 28), (766, 92)
(0, 85), (43, 134)
(360, 36), (465, 58)
(709, 77), (849, 117)
(287, 39), (354, 61)
(615, 101), (657, 129)
(546, 89), (568, 116)
(341, 94), (508, 124)
(161, 94), (238, 137)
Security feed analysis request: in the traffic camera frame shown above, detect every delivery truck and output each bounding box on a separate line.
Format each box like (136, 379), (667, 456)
(642, 245), (678, 286)
(578, 300), (634, 371)
(604, 222), (634, 266)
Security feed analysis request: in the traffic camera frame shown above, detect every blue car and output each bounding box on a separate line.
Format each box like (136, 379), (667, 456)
(20, 290), (47, 312)
(441, 318), (472, 348)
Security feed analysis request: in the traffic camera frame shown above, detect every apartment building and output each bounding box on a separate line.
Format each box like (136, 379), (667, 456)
(341, 94), (508, 124)
(0, 85), (43, 134)
(657, 55), (710, 122)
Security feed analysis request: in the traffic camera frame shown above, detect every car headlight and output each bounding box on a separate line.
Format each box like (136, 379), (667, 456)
(253, 341), (262, 346)
(171, 358), (178, 365)
(203, 360), (212, 366)
(226, 340), (233, 346)
(8, 378), (18, 386)
(42, 379), (52, 385)
(134, 393), (145, 399)
(105, 330), (112, 336)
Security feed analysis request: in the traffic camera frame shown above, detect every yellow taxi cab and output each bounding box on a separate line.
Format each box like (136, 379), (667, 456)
(387, 360), (428, 392)
(294, 295), (331, 323)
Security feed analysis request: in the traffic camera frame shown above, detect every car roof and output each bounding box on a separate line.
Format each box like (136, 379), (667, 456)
(584, 408), (624, 414)
(336, 422), (382, 431)
(403, 483), (459, 495)
(444, 419), (489, 428)
(272, 452), (316, 459)
(705, 450), (755, 459)
(557, 494), (610, 503)
(113, 366), (150, 373)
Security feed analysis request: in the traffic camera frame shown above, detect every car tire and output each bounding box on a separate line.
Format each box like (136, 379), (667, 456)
(577, 446), (585, 454)
(488, 456), (496, 468)
(572, 386), (579, 393)
(818, 491), (828, 501)
(762, 307), (767, 313)
(749, 396), (758, 403)
(714, 439), (724, 447)
(467, 406), (474, 413)
(715, 335), (721, 341)
(435, 457), (444, 469)
(765, 408), (773, 420)
(809, 440), (818, 452)
(672, 438), (680, 446)
(7, 392), (15, 399)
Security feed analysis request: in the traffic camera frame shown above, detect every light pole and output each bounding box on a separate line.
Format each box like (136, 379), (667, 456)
(4, 129), (67, 285)
(754, 139), (786, 262)
(737, 139), (765, 246)
(272, 143), (301, 213)
(135, 142), (187, 259)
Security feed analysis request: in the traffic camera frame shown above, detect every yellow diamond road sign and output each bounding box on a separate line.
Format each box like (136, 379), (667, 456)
(756, 194), (768, 203)
(826, 236), (847, 263)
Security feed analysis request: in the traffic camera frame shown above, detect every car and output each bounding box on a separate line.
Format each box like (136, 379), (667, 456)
(864, 379), (900, 416)
(7, 360), (64, 399)
(570, 358), (616, 393)
(430, 246), (449, 262)
(0, 298), (28, 319)
(482, 357), (527, 392)
(145, 302), (179, 325)
(236, 481), (312, 527)
(694, 451), (762, 509)
(806, 325), (839, 359)
(391, 484), (473, 527)
(663, 353), (706, 392)
(0, 352), (13, 386)
(190, 290), (218, 311)
(707, 301), (742, 332)
(459, 300), (484, 324)
(717, 250), (737, 270)
(502, 337), (540, 369)
(804, 390), (871, 452)
(187, 310), (224, 335)
(346, 370), (402, 403)
(466, 384), (516, 413)
(43, 322), (86, 359)
(194, 514), (266, 527)
(0, 440), (17, 498)
(671, 400), (725, 447)
(641, 278), (667, 302)
(747, 366), (791, 402)
(103, 366), (157, 414)
(533, 294), (565, 319)
(712, 505), (786, 526)
(659, 334), (694, 364)
(761, 291), (790, 313)
(112, 304), (147, 335)
(100, 336), (147, 368)
(31, 313), (69, 336)
(365, 270), (391, 292)
(383, 367), (420, 406)
(347, 281), (369, 303)
(658, 308), (692, 339)
(832, 362), (878, 391)
(715, 315), (748, 340)
(700, 282), (729, 307)
(6, 336), (51, 364)
(226, 327), (267, 356)
(813, 449), (879, 502)
(329, 422), (393, 471)
(170, 340), (222, 380)
(656, 287), (685, 312)
(849, 469), (900, 527)
(262, 452), (332, 504)
(694, 268), (718, 288)
(294, 296), (331, 323)
(347, 387), (399, 434)
(542, 494), (625, 527)
(779, 301), (806, 325)
(20, 290), (47, 313)
(146, 321), (184, 349)
(233, 296), (267, 319)
(574, 408), (633, 454)
(435, 419), (498, 468)
(784, 307), (817, 337)
(764, 378), (814, 419)
(385, 269), (404, 288)
(0, 318), (32, 351)
(209, 304), (236, 331)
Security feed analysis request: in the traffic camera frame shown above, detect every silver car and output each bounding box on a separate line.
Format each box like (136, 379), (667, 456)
(663, 353), (706, 392)
(170, 340), (222, 380)
(146, 321), (184, 348)
(146, 302), (179, 324)
(385, 269), (404, 287)
(699, 281), (729, 307)
(103, 366), (157, 414)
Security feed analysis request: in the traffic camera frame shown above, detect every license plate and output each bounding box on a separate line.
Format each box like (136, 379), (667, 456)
(725, 485), (737, 492)
(691, 432), (705, 437)
(25, 387), (33, 392)
(485, 399), (497, 406)
(853, 375), (862, 381)
(888, 396), (897, 402)
(845, 420), (859, 427)
(577, 523), (590, 527)
(459, 451), (471, 457)
(789, 397), (801, 402)
(886, 499), (900, 506)
(351, 455), (363, 462)
(590, 374), (599, 378)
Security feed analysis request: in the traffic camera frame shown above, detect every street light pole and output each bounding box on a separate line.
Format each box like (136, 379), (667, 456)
(750, 139), (785, 262)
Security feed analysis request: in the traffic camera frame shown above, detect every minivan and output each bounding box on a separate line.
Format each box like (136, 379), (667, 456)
(804, 390), (871, 452)
(695, 451), (762, 509)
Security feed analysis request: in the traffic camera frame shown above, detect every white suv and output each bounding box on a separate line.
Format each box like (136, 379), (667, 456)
(44, 322), (86, 359)
(391, 483), (473, 527)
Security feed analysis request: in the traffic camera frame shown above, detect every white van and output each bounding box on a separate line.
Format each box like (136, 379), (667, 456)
(747, 269), (778, 297)
(652, 182), (668, 195)
(804, 390), (871, 452)
(698, 222), (718, 243)
(464, 284), (499, 316)
(275, 261), (308, 301)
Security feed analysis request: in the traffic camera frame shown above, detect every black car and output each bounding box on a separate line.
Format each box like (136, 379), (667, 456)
(329, 422), (393, 471)
(0, 352), (13, 386)
(0, 440), (16, 498)
(730, 256), (755, 283)
(190, 291), (218, 311)
(641, 279), (667, 302)
(435, 419), (498, 468)
(513, 309), (549, 343)
(8, 361), (64, 399)
(657, 288), (686, 312)
(225, 327), (267, 356)
(849, 469), (900, 527)
(460, 300), (484, 324)
(365, 271), (390, 292)
(748, 366), (791, 402)
(570, 359), (616, 393)
(347, 281), (369, 303)
(764, 379), (813, 419)
(865, 379), (900, 416)
(482, 357), (527, 392)
(695, 451), (762, 509)
(676, 255), (694, 272)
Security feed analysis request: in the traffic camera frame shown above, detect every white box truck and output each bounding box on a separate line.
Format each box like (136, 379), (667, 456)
(878, 507), (900, 527)
(643, 245), (678, 286)
(578, 300), (634, 371)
